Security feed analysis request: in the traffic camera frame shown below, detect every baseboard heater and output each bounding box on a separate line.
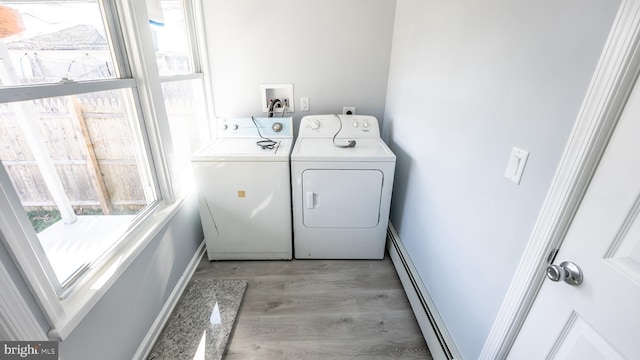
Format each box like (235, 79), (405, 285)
(386, 223), (460, 360)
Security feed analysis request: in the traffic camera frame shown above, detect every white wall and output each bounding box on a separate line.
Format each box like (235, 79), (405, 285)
(0, 197), (203, 360)
(202, 0), (397, 134)
(384, 0), (620, 358)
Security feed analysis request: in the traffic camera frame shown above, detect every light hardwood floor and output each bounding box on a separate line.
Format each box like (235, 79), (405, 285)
(192, 255), (432, 359)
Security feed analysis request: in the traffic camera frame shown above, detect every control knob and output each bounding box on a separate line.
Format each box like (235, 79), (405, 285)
(309, 119), (320, 130)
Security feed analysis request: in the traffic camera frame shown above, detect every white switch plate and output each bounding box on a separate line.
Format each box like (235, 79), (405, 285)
(504, 147), (529, 184)
(301, 97), (310, 111)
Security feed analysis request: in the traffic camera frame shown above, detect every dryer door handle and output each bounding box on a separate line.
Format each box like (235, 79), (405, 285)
(306, 192), (315, 209)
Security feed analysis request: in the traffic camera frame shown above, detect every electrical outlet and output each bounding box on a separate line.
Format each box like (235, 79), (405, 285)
(343, 107), (356, 115)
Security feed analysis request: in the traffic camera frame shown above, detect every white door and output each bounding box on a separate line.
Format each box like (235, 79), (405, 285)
(508, 75), (640, 358)
(302, 169), (383, 228)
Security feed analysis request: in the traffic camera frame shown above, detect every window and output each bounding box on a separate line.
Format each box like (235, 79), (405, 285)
(0, 0), (210, 339)
(0, 90), (158, 286)
(153, 0), (211, 194)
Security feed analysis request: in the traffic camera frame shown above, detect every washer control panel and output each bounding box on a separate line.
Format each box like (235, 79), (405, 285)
(299, 115), (380, 139)
(218, 117), (293, 139)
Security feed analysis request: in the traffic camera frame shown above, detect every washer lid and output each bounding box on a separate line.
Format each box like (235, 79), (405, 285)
(291, 138), (396, 162)
(191, 138), (293, 162)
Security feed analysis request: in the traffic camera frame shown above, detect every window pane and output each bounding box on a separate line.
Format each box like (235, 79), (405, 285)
(150, 0), (193, 76)
(162, 78), (209, 154)
(0, 1), (118, 86)
(0, 89), (158, 286)
(162, 78), (209, 195)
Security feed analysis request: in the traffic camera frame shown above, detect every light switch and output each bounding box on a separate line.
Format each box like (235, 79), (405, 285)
(504, 147), (529, 184)
(301, 97), (310, 111)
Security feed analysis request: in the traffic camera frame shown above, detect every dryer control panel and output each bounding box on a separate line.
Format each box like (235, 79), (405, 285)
(299, 115), (381, 139)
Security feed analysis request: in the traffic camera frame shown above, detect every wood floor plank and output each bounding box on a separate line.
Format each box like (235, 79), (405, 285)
(193, 255), (432, 360)
(229, 311), (424, 342)
(235, 288), (414, 317)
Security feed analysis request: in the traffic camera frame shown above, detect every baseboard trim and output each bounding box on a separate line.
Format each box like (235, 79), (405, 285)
(132, 239), (206, 360)
(386, 222), (462, 360)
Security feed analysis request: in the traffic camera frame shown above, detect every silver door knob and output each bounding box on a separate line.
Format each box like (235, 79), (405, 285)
(546, 261), (583, 285)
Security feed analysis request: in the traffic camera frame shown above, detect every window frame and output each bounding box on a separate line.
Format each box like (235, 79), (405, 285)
(0, 0), (211, 339)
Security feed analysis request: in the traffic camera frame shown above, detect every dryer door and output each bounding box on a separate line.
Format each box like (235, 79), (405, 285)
(302, 169), (383, 228)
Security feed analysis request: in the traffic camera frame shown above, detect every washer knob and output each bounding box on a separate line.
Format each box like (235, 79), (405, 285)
(310, 119), (320, 130)
(272, 122), (283, 132)
(222, 124), (228, 130)
(363, 121), (370, 128)
(352, 121), (359, 128)
(232, 124), (239, 130)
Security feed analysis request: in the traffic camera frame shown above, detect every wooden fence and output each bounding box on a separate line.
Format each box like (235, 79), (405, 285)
(0, 90), (203, 213)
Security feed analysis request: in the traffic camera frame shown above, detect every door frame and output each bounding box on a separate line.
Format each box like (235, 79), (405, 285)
(480, 0), (640, 358)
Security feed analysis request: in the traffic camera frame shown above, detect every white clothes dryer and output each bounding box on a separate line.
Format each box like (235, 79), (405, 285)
(192, 117), (293, 260)
(290, 114), (396, 259)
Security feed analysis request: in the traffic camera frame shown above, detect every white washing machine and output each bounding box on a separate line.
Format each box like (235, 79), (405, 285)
(191, 117), (293, 260)
(290, 114), (396, 259)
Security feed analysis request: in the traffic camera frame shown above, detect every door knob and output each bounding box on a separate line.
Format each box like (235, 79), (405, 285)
(546, 261), (583, 285)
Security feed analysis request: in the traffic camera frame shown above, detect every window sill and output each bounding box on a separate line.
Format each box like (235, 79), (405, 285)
(47, 193), (194, 340)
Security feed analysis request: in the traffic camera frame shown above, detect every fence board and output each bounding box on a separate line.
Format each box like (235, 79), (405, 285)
(38, 115), (86, 160)
(5, 164), (51, 202)
(70, 95), (112, 214)
(100, 163), (146, 202)
(86, 116), (136, 160)
(55, 164), (97, 201)
(0, 114), (33, 160)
